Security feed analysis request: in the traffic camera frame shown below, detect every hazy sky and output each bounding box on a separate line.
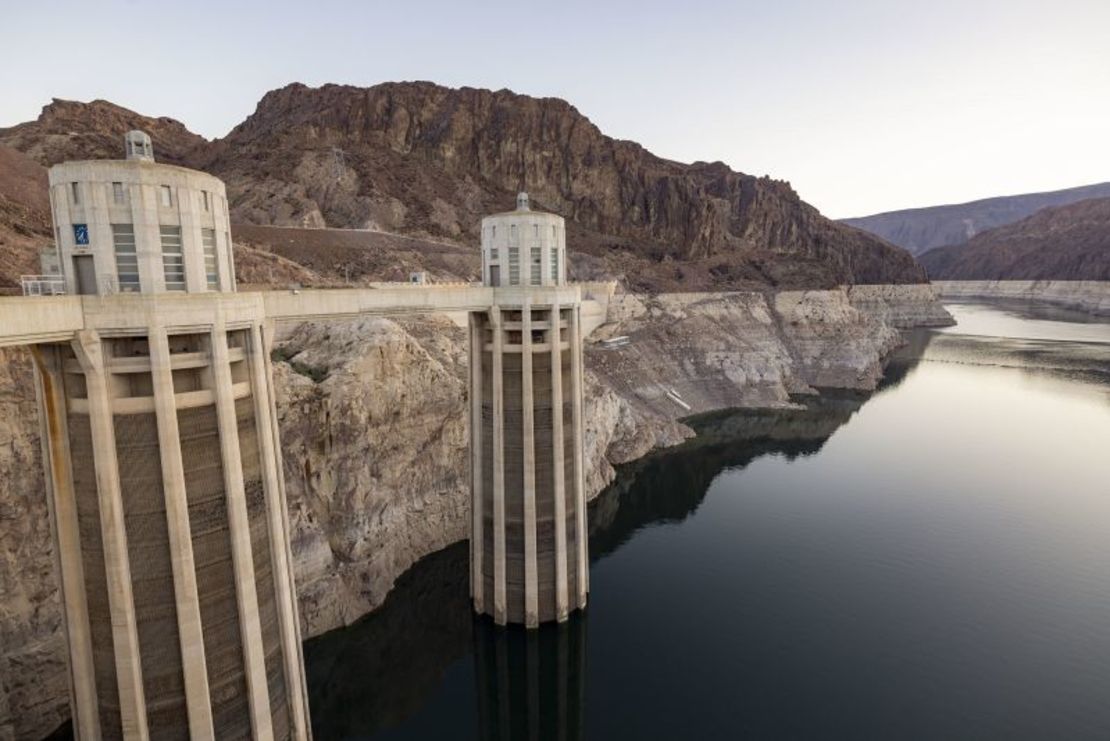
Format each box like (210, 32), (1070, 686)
(2, 0), (1108, 217)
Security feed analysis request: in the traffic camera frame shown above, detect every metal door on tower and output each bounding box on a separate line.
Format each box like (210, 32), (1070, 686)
(490, 265), (501, 287)
(73, 254), (96, 295)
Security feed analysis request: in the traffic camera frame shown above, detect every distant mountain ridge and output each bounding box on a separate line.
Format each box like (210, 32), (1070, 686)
(918, 196), (1110, 281)
(842, 182), (1110, 255)
(0, 84), (926, 291)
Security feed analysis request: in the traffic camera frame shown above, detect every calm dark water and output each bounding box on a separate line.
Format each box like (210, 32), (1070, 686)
(306, 301), (1110, 740)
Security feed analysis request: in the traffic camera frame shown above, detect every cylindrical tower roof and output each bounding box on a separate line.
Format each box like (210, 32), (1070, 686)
(480, 193), (567, 288)
(46, 131), (236, 296)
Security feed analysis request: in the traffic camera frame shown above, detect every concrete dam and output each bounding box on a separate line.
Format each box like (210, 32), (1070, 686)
(0, 133), (610, 739)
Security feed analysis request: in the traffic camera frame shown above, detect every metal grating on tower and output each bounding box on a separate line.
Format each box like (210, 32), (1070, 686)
(236, 394), (292, 738)
(69, 411), (123, 738)
(178, 404), (251, 739)
(116, 411), (189, 738)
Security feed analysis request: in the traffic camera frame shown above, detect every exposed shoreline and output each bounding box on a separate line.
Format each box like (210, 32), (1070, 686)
(933, 280), (1110, 317)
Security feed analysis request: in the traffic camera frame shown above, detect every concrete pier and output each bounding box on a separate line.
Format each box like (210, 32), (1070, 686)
(470, 194), (590, 627)
(24, 135), (312, 739)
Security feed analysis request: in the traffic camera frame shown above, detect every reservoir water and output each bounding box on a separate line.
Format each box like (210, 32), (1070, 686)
(306, 301), (1110, 740)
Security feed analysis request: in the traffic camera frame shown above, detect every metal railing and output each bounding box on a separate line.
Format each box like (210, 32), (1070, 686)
(21, 275), (66, 296)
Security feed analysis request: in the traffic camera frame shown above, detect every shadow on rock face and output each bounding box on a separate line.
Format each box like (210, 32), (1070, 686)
(304, 541), (473, 739)
(587, 390), (886, 561)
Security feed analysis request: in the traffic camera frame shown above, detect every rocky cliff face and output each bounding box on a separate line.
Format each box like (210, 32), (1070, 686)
(919, 197), (1110, 281)
(1, 85), (927, 291)
(846, 283), (955, 329)
(0, 286), (948, 739)
(198, 82), (925, 289)
(842, 182), (1110, 255)
(587, 287), (921, 423)
(0, 146), (52, 293)
(272, 314), (689, 636)
(932, 280), (1110, 316)
(0, 348), (68, 741)
(0, 99), (207, 168)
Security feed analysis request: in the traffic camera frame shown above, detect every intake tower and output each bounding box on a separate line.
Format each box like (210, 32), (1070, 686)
(36, 133), (310, 739)
(470, 192), (589, 627)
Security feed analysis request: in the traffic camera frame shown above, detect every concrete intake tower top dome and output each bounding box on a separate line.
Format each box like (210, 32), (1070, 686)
(480, 192), (567, 288)
(48, 131), (236, 296)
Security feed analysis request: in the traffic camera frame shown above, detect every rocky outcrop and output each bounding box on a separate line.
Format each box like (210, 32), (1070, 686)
(0, 146), (52, 294)
(0, 285), (948, 738)
(273, 316), (471, 634)
(199, 82), (925, 289)
(587, 287), (945, 423)
(272, 315), (689, 637)
(842, 182), (1110, 255)
(846, 284), (955, 328)
(919, 197), (1110, 282)
(933, 280), (1110, 316)
(0, 99), (207, 168)
(2, 86), (928, 291)
(0, 348), (68, 741)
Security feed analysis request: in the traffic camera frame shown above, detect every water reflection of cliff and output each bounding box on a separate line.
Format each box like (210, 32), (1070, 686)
(304, 543), (588, 740)
(897, 323), (1110, 396)
(304, 542), (473, 739)
(302, 347), (928, 739)
(588, 392), (874, 560)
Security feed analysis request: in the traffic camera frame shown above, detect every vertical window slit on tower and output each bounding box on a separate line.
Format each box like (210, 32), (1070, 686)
(160, 225), (185, 291)
(202, 228), (219, 290)
(509, 247), (520, 284)
(111, 224), (140, 292)
(531, 247), (542, 285)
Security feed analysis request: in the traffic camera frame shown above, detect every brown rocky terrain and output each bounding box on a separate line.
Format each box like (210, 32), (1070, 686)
(199, 82), (925, 289)
(1, 84), (926, 291)
(0, 146), (52, 292)
(0, 98), (206, 168)
(919, 197), (1110, 281)
(231, 224), (474, 287)
(843, 181), (1110, 256)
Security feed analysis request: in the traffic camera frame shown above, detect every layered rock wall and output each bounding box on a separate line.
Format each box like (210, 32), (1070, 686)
(847, 283), (956, 328)
(933, 280), (1110, 316)
(0, 349), (67, 741)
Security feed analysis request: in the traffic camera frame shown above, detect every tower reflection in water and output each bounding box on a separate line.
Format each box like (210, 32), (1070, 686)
(473, 614), (587, 741)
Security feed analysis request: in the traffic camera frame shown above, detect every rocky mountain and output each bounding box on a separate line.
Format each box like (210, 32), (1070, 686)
(0, 98), (207, 168)
(1, 83), (926, 291)
(0, 145), (52, 291)
(919, 197), (1110, 281)
(842, 182), (1110, 255)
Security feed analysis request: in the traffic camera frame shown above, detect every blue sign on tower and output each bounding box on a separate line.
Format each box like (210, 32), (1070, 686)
(73, 224), (89, 246)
